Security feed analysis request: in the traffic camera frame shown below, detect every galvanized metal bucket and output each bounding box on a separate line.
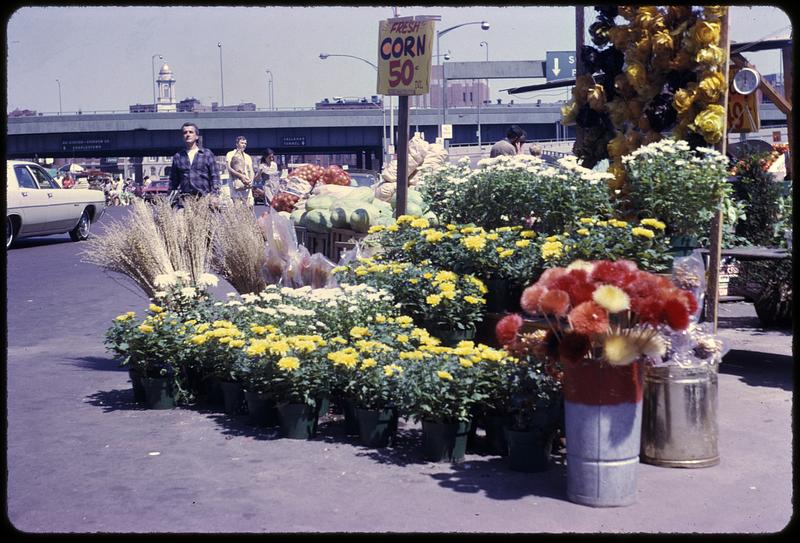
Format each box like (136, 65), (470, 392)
(640, 364), (719, 468)
(564, 400), (643, 507)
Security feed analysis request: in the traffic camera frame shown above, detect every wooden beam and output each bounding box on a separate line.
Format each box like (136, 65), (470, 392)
(574, 6), (585, 155)
(731, 52), (792, 114)
(782, 45), (793, 179)
(705, 9), (731, 333)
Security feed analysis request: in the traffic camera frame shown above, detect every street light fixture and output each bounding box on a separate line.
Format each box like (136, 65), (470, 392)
(265, 69), (274, 110)
(217, 42), (224, 107)
(55, 78), (62, 115)
(151, 53), (163, 107)
(319, 52), (389, 165)
(436, 21), (489, 145)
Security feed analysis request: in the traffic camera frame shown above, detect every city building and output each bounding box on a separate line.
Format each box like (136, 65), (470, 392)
(411, 65), (490, 109)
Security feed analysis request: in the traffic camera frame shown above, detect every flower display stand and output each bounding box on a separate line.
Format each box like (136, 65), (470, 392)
(563, 359), (644, 507)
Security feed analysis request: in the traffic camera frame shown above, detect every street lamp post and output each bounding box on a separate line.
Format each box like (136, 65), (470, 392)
(319, 53), (389, 166)
(479, 40), (489, 149)
(56, 78), (62, 115)
(265, 69), (274, 110)
(151, 54), (163, 107)
(436, 21), (489, 146)
(217, 42), (224, 107)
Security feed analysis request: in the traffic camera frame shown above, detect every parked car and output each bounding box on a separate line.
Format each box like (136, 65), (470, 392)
(6, 160), (106, 248)
(141, 179), (171, 203)
(346, 168), (380, 187)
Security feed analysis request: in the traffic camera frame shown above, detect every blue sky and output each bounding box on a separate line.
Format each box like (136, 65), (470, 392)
(6, 5), (792, 114)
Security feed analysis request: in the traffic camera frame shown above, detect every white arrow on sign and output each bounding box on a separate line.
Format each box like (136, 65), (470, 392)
(552, 57), (561, 77)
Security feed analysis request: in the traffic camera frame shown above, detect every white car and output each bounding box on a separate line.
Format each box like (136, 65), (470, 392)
(6, 160), (106, 248)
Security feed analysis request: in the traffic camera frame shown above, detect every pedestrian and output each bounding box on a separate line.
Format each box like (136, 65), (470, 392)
(225, 135), (255, 207)
(255, 148), (280, 207)
(168, 122), (221, 208)
(490, 125), (527, 157)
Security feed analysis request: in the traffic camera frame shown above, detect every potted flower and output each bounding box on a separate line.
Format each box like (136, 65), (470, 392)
(399, 340), (512, 463)
(519, 259), (697, 506)
(641, 322), (724, 468)
(622, 138), (730, 254)
(494, 318), (564, 471)
(105, 310), (145, 403)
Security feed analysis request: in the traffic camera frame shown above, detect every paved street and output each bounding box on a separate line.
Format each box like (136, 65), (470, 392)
(5, 205), (793, 533)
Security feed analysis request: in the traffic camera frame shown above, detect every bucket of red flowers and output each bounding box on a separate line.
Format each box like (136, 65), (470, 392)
(513, 259), (697, 507)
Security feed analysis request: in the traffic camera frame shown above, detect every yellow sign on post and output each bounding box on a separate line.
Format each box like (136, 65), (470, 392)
(377, 19), (434, 96)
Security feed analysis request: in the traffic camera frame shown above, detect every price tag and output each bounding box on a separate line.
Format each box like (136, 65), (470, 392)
(377, 19), (434, 96)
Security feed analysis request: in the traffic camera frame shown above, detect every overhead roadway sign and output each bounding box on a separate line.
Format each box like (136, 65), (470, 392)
(443, 60), (545, 80)
(545, 51), (576, 82)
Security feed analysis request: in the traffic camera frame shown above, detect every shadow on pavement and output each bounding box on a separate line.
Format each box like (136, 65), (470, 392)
(84, 388), (145, 412)
(720, 349), (793, 392)
(353, 428), (430, 466)
(203, 412), (283, 441)
(718, 315), (793, 336)
(8, 236), (72, 249)
(68, 356), (125, 372)
(427, 458), (568, 501)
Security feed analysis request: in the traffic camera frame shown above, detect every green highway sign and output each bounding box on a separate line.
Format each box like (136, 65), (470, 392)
(545, 51), (576, 82)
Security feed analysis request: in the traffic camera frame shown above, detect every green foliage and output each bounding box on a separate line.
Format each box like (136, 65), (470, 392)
(622, 138), (729, 240)
(416, 154), (613, 232)
(731, 152), (786, 246)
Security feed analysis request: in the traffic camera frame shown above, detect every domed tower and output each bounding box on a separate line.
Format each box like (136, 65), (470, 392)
(155, 63), (177, 112)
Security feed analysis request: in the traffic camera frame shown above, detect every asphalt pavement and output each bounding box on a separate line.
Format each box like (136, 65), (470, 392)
(5, 205), (794, 533)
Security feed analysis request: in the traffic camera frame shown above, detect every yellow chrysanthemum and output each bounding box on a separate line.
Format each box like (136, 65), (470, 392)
(402, 241), (415, 251)
(467, 276), (488, 294)
(434, 270), (457, 283)
(640, 218), (666, 230)
(278, 357), (300, 371)
(229, 339), (246, 349)
(592, 285), (631, 313)
(425, 231), (446, 243)
(189, 334), (207, 345)
(464, 295), (483, 305)
(384, 364), (403, 377)
(396, 215), (415, 224)
(446, 224), (458, 231)
(459, 358), (474, 368)
(387, 224), (399, 232)
(499, 249), (514, 258)
(577, 228), (590, 236)
(515, 239), (531, 248)
(545, 235), (560, 242)
(410, 218), (430, 229)
(331, 336), (348, 345)
(327, 350), (359, 368)
(350, 326), (370, 339)
(603, 335), (639, 366)
(360, 358), (377, 369)
(396, 334), (409, 344)
(437, 370), (454, 381)
(368, 225), (386, 234)
(541, 240), (564, 260)
(395, 316), (414, 327)
(426, 294), (442, 306)
(148, 304), (163, 314)
(375, 314), (387, 323)
(462, 235), (487, 252)
(520, 230), (536, 239)
(632, 227), (655, 239)
(138, 324), (154, 334)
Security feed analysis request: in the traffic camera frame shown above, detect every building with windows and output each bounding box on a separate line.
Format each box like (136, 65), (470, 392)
(411, 65), (490, 109)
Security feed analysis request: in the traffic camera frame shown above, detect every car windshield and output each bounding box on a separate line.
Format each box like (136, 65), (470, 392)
(349, 173), (376, 187)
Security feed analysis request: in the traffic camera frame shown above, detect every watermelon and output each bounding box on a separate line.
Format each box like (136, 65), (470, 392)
(301, 209), (333, 233)
(290, 209), (306, 225)
(330, 204), (359, 229)
(349, 205), (379, 233)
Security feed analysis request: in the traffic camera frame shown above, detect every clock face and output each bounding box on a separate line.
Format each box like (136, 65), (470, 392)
(733, 68), (760, 95)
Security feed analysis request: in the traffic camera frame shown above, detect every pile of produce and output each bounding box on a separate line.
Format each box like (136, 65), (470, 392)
(373, 134), (449, 203)
(270, 164), (355, 212)
(290, 185), (431, 233)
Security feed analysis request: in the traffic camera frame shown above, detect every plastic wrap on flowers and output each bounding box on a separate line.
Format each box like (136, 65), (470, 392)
(671, 252), (706, 322)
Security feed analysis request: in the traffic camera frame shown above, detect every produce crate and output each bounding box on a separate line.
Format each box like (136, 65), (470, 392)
(329, 228), (367, 262)
(293, 226), (308, 248)
(304, 230), (331, 257)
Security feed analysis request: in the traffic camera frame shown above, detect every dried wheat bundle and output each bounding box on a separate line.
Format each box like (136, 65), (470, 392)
(81, 198), (175, 298)
(211, 200), (269, 294)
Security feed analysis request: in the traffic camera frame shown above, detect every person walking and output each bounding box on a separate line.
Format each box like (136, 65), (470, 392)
(490, 125), (527, 157)
(255, 148), (280, 207)
(225, 135), (255, 207)
(168, 122), (221, 208)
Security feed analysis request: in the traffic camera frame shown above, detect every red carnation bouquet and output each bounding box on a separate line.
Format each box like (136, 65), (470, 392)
(497, 259), (698, 367)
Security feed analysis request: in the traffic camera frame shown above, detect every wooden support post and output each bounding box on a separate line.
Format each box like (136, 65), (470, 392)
(705, 9), (731, 333)
(395, 95), (410, 218)
(782, 45), (793, 179)
(574, 6), (585, 154)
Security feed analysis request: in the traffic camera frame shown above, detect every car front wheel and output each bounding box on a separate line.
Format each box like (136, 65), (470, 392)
(69, 210), (91, 241)
(6, 216), (16, 248)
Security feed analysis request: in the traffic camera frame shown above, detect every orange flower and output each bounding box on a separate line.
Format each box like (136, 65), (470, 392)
(568, 301), (610, 336)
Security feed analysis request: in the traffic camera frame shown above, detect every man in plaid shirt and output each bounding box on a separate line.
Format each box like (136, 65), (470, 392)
(169, 122), (221, 206)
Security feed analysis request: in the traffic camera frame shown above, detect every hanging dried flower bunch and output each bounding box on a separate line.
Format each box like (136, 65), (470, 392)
(561, 5), (728, 185)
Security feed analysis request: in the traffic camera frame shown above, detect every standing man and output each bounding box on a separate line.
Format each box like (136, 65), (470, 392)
(225, 135), (255, 207)
(490, 125), (527, 157)
(169, 122), (221, 207)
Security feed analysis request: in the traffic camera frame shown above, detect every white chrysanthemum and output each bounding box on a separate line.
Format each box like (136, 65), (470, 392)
(197, 273), (219, 287)
(154, 273), (176, 288)
(241, 293), (259, 304)
(154, 290), (167, 298)
(180, 287), (197, 298)
(226, 292), (238, 298)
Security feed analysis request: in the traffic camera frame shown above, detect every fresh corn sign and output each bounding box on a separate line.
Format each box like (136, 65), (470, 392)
(377, 19), (434, 95)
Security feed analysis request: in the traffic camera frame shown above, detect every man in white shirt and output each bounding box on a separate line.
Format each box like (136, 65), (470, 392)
(225, 136), (255, 206)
